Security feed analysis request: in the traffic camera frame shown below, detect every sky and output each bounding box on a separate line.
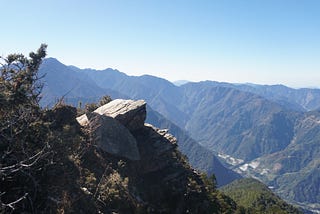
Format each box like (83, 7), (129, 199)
(1, 0), (320, 88)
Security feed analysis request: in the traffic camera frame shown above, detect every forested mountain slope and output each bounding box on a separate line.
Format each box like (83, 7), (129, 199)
(220, 178), (302, 214)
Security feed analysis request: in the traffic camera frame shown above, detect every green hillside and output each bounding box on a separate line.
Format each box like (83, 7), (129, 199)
(220, 178), (302, 214)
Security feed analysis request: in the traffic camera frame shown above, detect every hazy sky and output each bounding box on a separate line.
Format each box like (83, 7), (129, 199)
(1, 0), (320, 88)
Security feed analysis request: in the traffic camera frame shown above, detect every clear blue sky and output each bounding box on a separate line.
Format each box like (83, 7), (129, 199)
(1, 0), (320, 88)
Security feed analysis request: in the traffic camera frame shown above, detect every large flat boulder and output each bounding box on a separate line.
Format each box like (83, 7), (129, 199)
(87, 113), (140, 160)
(94, 99), (146, 132)
(76, 99), (146, 160)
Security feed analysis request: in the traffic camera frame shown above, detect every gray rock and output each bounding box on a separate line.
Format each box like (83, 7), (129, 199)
(75, 99), (148, 160)
(76, 114), (89, 126)
(94, 99), (146, 132)
(144, 123), (177, 156)
(88, 113), (140, 160)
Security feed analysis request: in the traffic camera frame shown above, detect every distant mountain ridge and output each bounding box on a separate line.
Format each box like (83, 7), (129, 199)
(173, 80), (190, 86)
(190, 81), (320, 111)
(39, 58), (125, 106)
(39, 58), (320, 212)
(177, 82), (302, 160)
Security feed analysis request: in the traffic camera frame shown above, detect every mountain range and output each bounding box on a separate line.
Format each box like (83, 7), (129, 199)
(39, 58), (320, 213)
(39, 58), (240, 186)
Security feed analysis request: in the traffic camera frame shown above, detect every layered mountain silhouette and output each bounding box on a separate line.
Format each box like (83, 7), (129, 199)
(39, 58), (320, 212)
(39, 58), (125, 107)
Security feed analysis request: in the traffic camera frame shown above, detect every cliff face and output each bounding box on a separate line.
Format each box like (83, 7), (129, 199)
(73, 99), (237, 213)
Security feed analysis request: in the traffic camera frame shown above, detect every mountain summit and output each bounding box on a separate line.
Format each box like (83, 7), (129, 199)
(73, 98), (239, 213)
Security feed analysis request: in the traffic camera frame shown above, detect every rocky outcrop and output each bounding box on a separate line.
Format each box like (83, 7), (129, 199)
(94, 99), (146, 132)
(87, 113), (140, 160)
(135, 124), (178, 173)
(76, 99), (146, 160)
(144, 123), (177, 156)
(76, 114), (89, 126)
(77, 99), (146, 129)
(73, 99), (238, 213)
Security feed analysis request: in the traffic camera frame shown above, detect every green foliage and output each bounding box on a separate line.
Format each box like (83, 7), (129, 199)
(46, 103), (78, 130)
(0, 44), (46, 105)
(204, 173), (218, 190)
(98, 95), (112, 106)
(0, 45), (51, 212)
(96, 170), (130, 207)
(0, 46), (89, 213)
(220, 178), (303, 214)
(85, 102), (98, 113)
(77, 95), (113, 115)
(0, 45), (47, 138)
(0, 44), (48, 152)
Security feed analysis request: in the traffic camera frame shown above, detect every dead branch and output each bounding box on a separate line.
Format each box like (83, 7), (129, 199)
(1, 193), (28, 210)
(0, 146), (47, 175)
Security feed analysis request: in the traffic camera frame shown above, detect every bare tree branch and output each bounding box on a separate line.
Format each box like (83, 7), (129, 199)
(1, 193), (28, 210)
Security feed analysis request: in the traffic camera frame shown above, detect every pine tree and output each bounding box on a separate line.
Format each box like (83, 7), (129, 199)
(0, 44), (49, 212)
